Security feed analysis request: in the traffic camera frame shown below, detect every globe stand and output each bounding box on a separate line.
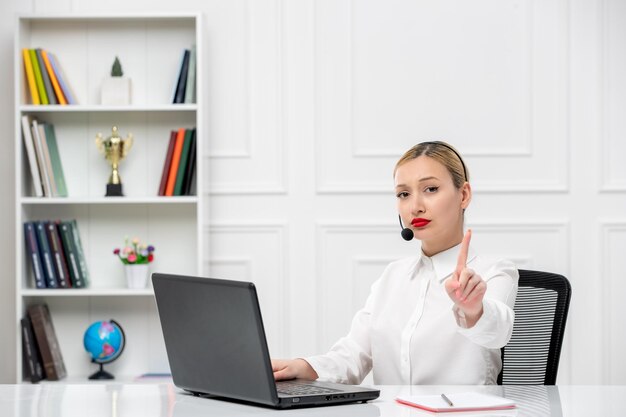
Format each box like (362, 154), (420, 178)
(88, 362), (115, 380)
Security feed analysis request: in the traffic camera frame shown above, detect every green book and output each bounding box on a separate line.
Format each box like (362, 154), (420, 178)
(174, 129), (193, 196)
(58, 221), (84, 288)
(43, 124), (67, 197)
(29, 49), (48, 105)
(35, 49), (57, 105)
(70, 220), (89, 287)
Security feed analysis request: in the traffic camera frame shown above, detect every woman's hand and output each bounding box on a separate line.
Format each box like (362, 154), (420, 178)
(444, 229), (486, 327)
(271, 358), (319, 381)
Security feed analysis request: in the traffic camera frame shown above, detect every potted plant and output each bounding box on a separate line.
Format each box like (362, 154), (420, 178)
(113, 237), (155, 288)
(101, 56), (132, 105)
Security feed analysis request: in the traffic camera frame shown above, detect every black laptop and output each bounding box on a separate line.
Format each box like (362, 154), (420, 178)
(152, 273), (380, 409)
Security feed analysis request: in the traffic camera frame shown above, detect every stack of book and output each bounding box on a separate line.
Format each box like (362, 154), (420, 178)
(21, 116), (68, 198)
(21, 303), (66, 382)
(172, 45), (196, 104)
(158, 128), (196, 196)
(22, 48), (76, 105)
(24, 220), (89, 289)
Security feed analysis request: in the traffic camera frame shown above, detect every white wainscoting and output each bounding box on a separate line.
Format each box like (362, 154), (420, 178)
(1, 0), (625, 384)
(601, 222), (626, 384)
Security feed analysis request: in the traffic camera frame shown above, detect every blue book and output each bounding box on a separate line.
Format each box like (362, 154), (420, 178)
(48, 53), (76, 105)
(35, 221), (57, 288)
(172, 49), (190, 104)
(24, 222), (46, 289)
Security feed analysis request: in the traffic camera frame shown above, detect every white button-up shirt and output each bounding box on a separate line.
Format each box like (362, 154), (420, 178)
(305, 244), (518, 385)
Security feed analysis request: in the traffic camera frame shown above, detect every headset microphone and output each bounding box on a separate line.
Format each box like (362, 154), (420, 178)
(398, 215), (414, 241)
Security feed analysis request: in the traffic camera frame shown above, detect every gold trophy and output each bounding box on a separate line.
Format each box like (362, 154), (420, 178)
(95, 126), (133, 196)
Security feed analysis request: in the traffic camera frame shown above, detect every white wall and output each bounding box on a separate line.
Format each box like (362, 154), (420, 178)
(1, 0), (625, 384)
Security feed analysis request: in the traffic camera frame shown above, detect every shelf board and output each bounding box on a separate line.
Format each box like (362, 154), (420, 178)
(21, 288), (154, 297)
(20, 196), (198, 205)
(19, 104), (197, 113)
(35, 374), (173, 384)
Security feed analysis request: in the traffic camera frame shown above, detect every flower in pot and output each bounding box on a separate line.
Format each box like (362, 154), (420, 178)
(113, 237), (154, 288)
(101, 56), (132, 105)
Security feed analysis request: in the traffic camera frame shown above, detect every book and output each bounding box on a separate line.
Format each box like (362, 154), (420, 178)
(158, 131), (177, 196)
(69, 220), (89, 288)
(27, 304), (66, 380)
(173, 49), (190, 104)
(58, 221), (85, 288)
(35, 49), (57, 105)
(23, 222), (46, 289)
(22, 49), (40, 105)
(43, 124), (68, 197)
(174, 128), (193, 195)
(21, 115), (43, 197)
(30, 119), (51, 197)
(35, 221), (58, 288)
(188, 162), (197, 196)
(184, 45), (196, 104)
(48, 53), (77, 105)
(29, 49), (48, 105)
(396, 392), (516, 413)
(165, 128), (186, 196)
(21, 317), (44, 383)
(41, 50), (67, 105)
(181, 129), (196, 195)
(45, 221), (71, 288)
(36, 122), (58, 196)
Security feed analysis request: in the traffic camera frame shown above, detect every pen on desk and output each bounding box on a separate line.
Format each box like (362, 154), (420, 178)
(441, 393), (454, 407)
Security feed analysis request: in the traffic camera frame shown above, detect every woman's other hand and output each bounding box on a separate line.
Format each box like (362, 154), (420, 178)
(271, 358), (319, 381)
(444, 229), (486, 327)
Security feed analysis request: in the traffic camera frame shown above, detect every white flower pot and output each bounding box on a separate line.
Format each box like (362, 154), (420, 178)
(101, 77), (132, 105)
(125, 264), (149, 289)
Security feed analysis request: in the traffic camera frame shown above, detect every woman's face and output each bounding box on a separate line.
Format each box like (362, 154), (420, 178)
(394, 155), (471, 255)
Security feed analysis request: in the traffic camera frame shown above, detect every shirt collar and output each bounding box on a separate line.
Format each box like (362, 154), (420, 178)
(408, 243), (477, 283)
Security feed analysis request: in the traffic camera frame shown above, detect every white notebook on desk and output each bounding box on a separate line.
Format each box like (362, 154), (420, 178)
(396, 392), (516, 413)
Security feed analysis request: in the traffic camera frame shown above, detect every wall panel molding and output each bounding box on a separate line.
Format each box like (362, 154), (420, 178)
(600, 221), (626, 383)
(207, 0), (287, 195)
(206, 222), (289, 354)
(315, 0), (570, 194)
(599, 0), (626, 192)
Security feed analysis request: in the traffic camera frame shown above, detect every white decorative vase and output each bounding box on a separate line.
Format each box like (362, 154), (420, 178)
(125, 264), (149, 289)
(101, 77), (132, 105)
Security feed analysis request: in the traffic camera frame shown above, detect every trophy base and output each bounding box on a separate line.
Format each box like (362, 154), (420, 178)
(106, 183), (124, 197)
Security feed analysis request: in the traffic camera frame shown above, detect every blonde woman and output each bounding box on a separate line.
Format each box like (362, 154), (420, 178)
(273, 141), (518, 385)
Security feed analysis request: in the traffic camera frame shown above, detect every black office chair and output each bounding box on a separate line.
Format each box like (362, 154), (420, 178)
(498, 269), (572, 385)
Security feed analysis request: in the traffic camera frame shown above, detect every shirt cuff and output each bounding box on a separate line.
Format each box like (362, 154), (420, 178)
(301, 356), (343, 384)
(453, 300), (495, 335)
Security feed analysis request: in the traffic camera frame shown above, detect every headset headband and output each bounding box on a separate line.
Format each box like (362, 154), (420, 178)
(419, 141), (467, 182)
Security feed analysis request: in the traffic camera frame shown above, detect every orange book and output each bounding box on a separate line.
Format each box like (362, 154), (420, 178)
(165, 128), (186, 196)
(41, 50), (67, 105)
(22, 49), (40, 105)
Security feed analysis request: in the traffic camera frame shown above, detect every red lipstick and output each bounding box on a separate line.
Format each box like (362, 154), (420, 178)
(411, 218), (431, 228)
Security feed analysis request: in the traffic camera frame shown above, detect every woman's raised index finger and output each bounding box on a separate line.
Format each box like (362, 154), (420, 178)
(456, 229), (472, 273)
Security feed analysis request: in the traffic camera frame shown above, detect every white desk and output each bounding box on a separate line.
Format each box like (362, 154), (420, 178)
(1, 384), (624, 416)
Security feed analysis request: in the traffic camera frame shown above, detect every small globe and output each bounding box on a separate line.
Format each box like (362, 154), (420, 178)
(83, 320), (125, 379)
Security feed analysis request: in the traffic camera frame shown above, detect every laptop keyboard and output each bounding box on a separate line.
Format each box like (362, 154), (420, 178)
(276, 381), (341, 396)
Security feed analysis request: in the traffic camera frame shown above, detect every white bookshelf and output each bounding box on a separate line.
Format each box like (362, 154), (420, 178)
(14, 14), (204, 383)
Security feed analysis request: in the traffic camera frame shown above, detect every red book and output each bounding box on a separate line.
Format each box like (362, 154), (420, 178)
(158, 131), (177, 196)
(165, 128), (186, 196)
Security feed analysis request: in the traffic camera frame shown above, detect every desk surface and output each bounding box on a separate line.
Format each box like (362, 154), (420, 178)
(1, 383), (625, 416)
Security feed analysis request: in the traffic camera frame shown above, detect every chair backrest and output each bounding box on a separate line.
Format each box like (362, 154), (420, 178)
(498, 269), (572, 385)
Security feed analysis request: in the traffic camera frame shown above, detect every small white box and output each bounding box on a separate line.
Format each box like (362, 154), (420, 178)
(101, 77), (132, 105)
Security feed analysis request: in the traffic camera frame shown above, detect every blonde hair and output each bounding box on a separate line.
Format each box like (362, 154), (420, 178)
(393, 141), (469, 189)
